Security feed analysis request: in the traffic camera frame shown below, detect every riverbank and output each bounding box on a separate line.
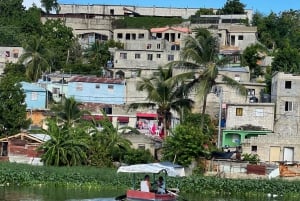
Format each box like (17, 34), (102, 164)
(1, 162), (300, 198)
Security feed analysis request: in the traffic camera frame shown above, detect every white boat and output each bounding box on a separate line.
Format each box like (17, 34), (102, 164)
(116, 162), (185, 201)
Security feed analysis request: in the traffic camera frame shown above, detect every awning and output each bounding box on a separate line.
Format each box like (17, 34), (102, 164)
(136, 112), (157, 118)
(117, 116), (129, 123)
(82, 115), (112, 121)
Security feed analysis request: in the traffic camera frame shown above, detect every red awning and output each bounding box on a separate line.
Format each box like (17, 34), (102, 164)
(136, 112), (157, 118)
(82, 115), (112, 121)
(117, 116), (129, 123)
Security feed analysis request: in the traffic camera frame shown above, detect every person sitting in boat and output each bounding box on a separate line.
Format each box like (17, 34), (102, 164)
(156, 176), (166, 194)
(140, 175), (151, 192)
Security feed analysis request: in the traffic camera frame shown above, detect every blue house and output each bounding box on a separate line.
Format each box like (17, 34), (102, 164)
(67, 76), (126, 104)
(20, 82), (46, 110)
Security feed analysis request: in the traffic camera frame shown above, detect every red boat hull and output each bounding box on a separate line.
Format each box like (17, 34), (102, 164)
(127, 190), (176, 201)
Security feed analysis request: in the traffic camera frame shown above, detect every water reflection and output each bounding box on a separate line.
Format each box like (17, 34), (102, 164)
(1, 186), (300, 201)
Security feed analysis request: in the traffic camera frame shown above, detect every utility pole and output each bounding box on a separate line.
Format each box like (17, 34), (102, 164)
(217, 87), (223, 149)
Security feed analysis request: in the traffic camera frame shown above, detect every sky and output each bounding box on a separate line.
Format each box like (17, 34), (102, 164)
(23, 0), (299, 15)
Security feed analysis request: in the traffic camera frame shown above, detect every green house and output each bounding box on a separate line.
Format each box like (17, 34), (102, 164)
(222, 130), (272, 148)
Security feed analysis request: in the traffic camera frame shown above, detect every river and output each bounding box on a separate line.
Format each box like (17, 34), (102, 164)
(0, 185), (298, 201)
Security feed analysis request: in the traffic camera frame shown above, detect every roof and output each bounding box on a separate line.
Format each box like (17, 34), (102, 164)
(117, 162), (185, 177)
(218, 66), (249, 73)
(0, 133), (50, 143)
(20, 82), (46, 92)
(68, 76), (125, 84)
(150, 26), (191, 34)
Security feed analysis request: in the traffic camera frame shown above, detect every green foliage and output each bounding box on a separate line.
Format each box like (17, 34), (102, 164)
(0, 75), (31, 135)
(123, 148), (155, 165)
(217, 0), (246, 14)
(39, 119), (90, 166)
(241, 44), (267, 79)
(41, 0), (59, 14)
(271, 47), (300, 73)
(242, 153), (260, 164)
(254, 10), (300, 50)
(112, 16), (184, 29)
(162, 124), (211, 166)
(195, 8), (214, 15)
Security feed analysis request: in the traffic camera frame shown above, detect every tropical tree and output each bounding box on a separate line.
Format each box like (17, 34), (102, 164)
(39, 119), (89, 166)
(176, 27), (247, 128)
(41, 0), (60, 14)
(241, 43), (267, 79)
(129, 66), (195, 136)
(18, 36), (49, 81)
(51, 97), (89, 127)
(0, 74), (31, 136)
(162, 123), (211, 167)
(83, 41), (111, 75)
(218, 0), (246, 14)
(87, 114), (133, 167)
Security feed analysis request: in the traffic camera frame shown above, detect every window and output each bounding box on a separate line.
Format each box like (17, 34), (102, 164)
(168, 55), (174, 61)
(5, 51), (10, 57)
(108, 85), (114, 90)
(95, 84), (100, 89)
(147, 54), (153, 61)
(178, 33), (181, 39)
(117, 33), (123, 39)
(13, 53), (18, 58)
(132, 34), (136, 40)
(156, 33), (162, 38)
(247, 89), (255, 96)
(156, 54), (161, 59)
(76, 83), (83, 91)
(138, 33), (144, 39)
(135, 53), (141, 59)
(285, 101), (293, 111)
(138, 144), (145, 150)
(251, 146), (257, 152)
(285, 81), (292, 89)
(125, 33), (130, 40)
(238, 35), (244, 40)
(236, 108), (243, 116)
(110, 9), (114, 15)
(120, 53), (127, 59)
(157, 44), (161, 49)
(31, 92), (38, 100)
(171, 45), (180, 50)
(255, 108), (264, 117)
(146, 44), (152, 49)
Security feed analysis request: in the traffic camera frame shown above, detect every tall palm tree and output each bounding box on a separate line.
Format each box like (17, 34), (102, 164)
(129, 66), (195, 136)
(177, 27), (247, 128)
(19, 36), (50, 82)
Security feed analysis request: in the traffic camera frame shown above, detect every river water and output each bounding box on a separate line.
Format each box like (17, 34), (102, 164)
(0, 186), (298, 201)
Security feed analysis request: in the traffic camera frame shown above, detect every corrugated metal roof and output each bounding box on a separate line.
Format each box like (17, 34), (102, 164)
(218, 66), (249, 73)
(28, 134), (51, 142)
(69, 76), (124, 84)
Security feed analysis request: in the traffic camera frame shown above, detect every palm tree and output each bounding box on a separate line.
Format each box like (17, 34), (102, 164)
(129, 66), (195, 136)
(39, 119), (89, 166)
(19, 36), (50, 82)
(84, 41), (111, 75)
(177, 27), (247, 128)
(87, 113), (133, 167)
(51, 97), (90, 127)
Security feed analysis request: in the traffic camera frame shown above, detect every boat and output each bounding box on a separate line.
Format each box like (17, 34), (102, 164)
(116, 162), (185, 201)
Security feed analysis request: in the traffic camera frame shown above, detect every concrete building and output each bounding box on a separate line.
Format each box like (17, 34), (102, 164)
(242, 72), (300, 163)
(0, 47), (23, 75)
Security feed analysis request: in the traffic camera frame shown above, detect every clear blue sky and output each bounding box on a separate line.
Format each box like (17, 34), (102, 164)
(58, 0), (299, 15)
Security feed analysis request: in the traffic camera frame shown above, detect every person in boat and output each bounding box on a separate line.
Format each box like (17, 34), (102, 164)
(156, 176), (166, 194)
(141, 174), (151, 192)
